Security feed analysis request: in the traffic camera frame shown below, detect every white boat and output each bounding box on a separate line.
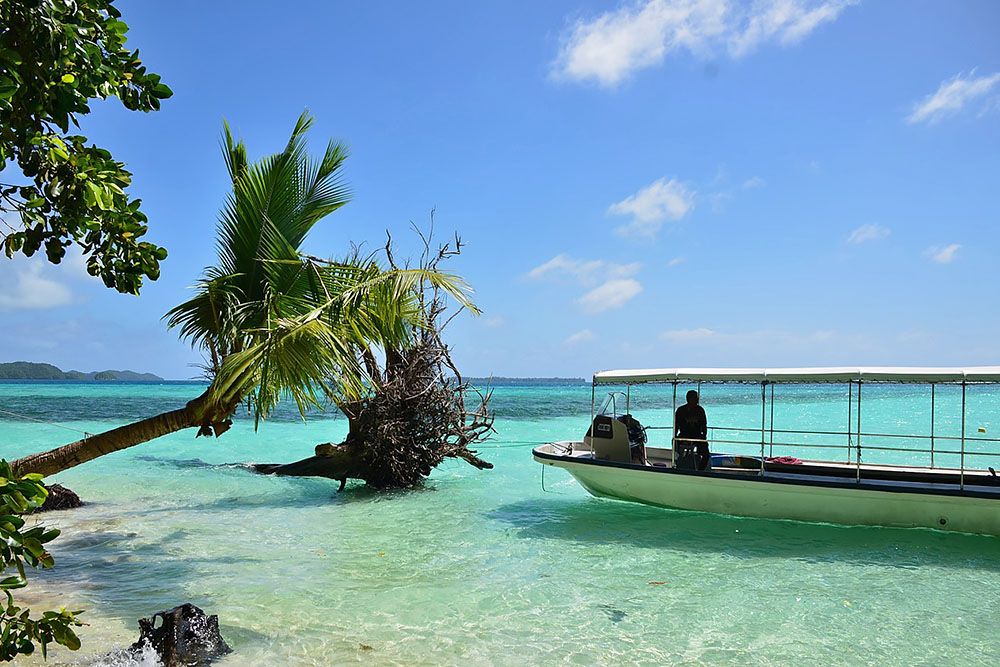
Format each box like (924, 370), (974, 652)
(533, 367), (1000, 536)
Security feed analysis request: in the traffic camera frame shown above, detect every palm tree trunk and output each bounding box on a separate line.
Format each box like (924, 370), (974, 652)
(11, 396), (209, 478)
(251, 445), (370, 486)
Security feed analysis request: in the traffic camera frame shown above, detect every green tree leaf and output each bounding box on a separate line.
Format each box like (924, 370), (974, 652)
(0, 460), (83, 659)
(0, 0), (170, 294)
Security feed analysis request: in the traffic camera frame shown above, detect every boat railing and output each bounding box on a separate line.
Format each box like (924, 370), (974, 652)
(649, 425), (1000, 486)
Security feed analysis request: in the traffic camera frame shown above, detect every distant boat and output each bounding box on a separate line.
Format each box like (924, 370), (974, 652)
(534, 367), (1000, 536)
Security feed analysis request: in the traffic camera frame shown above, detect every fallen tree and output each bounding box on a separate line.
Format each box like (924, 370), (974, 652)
(11, 114), (476, 480)
(254, 232), (494, 489)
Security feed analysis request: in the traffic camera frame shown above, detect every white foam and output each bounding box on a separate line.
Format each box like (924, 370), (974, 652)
(86, 641), (161, 667)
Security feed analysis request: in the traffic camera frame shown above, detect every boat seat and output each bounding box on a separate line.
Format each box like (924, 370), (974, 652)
(584, 416), (631, 463)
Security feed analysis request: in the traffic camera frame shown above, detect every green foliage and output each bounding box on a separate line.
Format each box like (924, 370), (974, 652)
(0, 461), (82, 661)
(0, 0), (171, 294)
(165, 112), (477, 426)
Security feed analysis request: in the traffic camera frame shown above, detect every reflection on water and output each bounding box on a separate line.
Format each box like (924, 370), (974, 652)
(491, 498), (1000, 572)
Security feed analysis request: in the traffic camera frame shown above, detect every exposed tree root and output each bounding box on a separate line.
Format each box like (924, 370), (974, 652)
(253, 227), (494, 489)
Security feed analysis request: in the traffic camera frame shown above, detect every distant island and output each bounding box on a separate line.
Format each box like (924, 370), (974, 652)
(0, 361), (163, 381)
(464, 376), (587, 386)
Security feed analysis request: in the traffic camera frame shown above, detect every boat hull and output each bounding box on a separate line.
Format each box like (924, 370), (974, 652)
(535, 447), (1000, 536)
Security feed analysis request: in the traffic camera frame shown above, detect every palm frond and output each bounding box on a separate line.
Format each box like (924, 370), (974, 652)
(166, 112), (478, 428)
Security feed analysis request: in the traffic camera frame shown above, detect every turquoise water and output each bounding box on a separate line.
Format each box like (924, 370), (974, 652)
(2, 381), (1000, 665)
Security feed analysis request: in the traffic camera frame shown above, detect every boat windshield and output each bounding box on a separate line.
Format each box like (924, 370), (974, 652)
(597, 391), (627, 418)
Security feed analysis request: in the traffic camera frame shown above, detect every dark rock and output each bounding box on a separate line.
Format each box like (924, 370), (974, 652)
(36, 484), (83, 512)
(129, 603), (231, 666)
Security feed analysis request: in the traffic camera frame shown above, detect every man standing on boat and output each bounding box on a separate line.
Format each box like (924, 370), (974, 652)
(674, 390), (710, 470)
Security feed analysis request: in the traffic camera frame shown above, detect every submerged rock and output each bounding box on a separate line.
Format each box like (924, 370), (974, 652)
(36, 484), (83, 512)
(129, 603), (231, 666)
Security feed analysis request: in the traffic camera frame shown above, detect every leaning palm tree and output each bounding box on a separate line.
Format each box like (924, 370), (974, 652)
(12, 112), (474, 478)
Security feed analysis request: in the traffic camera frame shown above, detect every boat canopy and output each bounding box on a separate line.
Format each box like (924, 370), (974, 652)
(592, 366), (1000, 385)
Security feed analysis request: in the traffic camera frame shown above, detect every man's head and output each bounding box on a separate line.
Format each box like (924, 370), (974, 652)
(686, 390), (699, 405)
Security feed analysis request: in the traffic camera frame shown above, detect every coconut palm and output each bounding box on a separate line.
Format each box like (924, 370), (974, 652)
(12, 112), (474, 478)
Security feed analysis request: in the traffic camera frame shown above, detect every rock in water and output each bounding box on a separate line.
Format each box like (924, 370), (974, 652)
(36, 484), (83, 512)
(130, 604), (231, 666)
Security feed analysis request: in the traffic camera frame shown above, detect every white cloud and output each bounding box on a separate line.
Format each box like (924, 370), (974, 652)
(667, 256), (686, 268)
(528, 255), (644, 313)
(0, 246), (97, 311)
(659, 327), (842, 350)
(660, 327), (716, 342)
(527, 254), (640, 284)
(847, 224), (890, 244)
(924, 243), (960, 264)
(742, 176), (765, 189)
(707, 191), (732, 214)
(728, 0), (853, 57)
(565, 329), (596, 345)
(553, 0), (855, 87)
(609, 177), (694, 238)
(978, 95), (1000, 119)
(483, 316), (506, 328)
(0, 259), (73, 310)
(578, 278), (643, 313)
(553, 0), (726, 87)
(907, 71), (1000, 125)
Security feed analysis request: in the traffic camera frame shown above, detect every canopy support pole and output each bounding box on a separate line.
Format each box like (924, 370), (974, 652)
(769, 383), (775, 457)
(961, 381), (966, 490)
(590, 380), (596, 456)
(671, 382), (677, 455)
(930, 384), (936, 468)
(847, 381), (853, 464)
(626, 384), (630, 414)
(759, 382), (767, 476)
(856, 381), (863, 484)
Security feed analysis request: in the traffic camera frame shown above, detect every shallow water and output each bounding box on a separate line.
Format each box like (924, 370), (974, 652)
(2, 381), (999, 665)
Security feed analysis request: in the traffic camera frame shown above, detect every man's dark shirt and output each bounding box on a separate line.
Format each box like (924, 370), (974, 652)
(674, 404), (707, 441)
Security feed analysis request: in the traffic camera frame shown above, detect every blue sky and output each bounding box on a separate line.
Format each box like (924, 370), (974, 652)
(2, 0), (999, 379)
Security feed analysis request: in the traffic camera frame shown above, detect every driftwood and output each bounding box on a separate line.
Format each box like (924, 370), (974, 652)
(253, 227), (495, 489)
(128, 603), (231, 666)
